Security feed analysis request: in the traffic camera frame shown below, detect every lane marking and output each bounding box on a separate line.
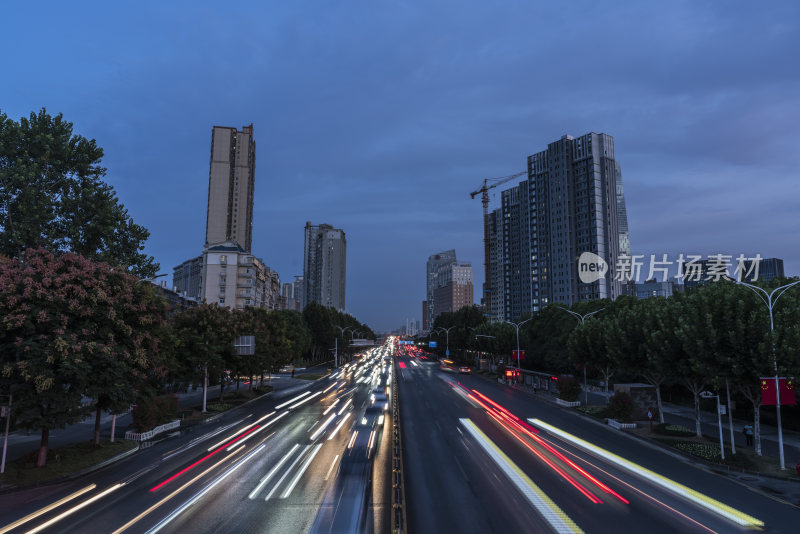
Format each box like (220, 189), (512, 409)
(528, 418), (764, 529)
(460, 418), (582, 534)
(324, 454), (340, 481)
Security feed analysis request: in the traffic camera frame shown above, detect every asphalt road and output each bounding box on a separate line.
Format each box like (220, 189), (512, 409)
(397, 352), (800, 534)
(0, 352), (393, 534)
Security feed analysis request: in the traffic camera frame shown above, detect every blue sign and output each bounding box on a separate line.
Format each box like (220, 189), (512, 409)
(446, 349), (450, 357)
(429, 341), (437, 348)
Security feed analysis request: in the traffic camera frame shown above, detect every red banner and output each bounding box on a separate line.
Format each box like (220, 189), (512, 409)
(512, 350), (525, 361)
(760, 378), (796, 406)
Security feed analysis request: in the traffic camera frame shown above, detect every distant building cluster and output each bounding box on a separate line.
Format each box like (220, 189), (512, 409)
(421, 249), (474, 330)
(171, 124), (347, 312)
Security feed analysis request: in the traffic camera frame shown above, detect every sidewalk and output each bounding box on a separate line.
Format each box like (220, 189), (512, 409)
(2, 375), (298, 465)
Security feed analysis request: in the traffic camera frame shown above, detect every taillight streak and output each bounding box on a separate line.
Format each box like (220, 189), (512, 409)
(150, 425), (260, 492)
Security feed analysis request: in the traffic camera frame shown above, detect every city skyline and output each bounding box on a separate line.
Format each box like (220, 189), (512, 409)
(2, 2), (798, 330)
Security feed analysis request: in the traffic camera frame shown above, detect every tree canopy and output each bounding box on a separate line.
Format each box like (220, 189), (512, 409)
(0, 108), (157, 277)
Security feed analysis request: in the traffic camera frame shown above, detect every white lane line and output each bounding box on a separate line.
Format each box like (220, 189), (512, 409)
(528, 418), (764, 529)
(459, 418), (582, 534)
(248, 444), (300, 500)
(324, 454), (340, 481)
(264, 445), (310, 501)
(280, 444), (324, 498)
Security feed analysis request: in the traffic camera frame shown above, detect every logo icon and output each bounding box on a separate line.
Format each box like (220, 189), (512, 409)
(578, 252), (608, 283)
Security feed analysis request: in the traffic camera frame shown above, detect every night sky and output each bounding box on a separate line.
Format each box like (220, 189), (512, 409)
(3, 1), (798, 331)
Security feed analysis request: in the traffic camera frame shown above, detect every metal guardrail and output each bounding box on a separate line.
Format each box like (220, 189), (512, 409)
(124, 419), (180, 441)
(391, 358), (408, 534)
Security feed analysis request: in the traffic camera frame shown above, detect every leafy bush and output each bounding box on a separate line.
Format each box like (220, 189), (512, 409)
(673, 441), (722, 462)
(132, 394), (179, 431)
(654, 423), (695, 436)
(557, 375), (582, 401)
(608, 392), (634, 423)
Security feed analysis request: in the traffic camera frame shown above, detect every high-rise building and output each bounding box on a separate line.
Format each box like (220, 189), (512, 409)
(425, 250), (457, 329)
(206, 124), (256, 251)
(303, 222), (347, 311)
(432, 262), (474, 319)
(487, 133), (627, 320)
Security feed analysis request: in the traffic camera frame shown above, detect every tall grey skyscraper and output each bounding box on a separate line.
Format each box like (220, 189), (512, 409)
(487, 133), (627, 320)
(303, 222), (347, 311)
(615, 161), (631, 258)
(206, 124), (256, 251)
(425, 250), (457, 330)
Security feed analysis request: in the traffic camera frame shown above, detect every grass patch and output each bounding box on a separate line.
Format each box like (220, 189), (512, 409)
(577, 405), (608, 419)
(205, 403), (234, 412)
(654, 423), (695, 437)
(0, 439), (137, 487)
(295, 372), (327, 381)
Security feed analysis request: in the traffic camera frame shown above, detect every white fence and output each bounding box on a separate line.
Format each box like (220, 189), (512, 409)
(125, 419), (181, 441)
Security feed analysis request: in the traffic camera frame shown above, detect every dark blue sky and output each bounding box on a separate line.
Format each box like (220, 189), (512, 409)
(3, 1), (798, 331)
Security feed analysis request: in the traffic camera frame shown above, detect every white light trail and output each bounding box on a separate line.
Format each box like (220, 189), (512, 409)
(248, 444), (300, 500)
(275, 391), (311, 410)
(328, 413), (352, 441)
(310, 413), (339, 441)
(206, 422), (257, 451)
(280, 444), (323, 498)
(288, 391), (322, 410)
(528, 419), (764, 529)
(26, 484), (125, 534)
(264, 446), (310, 501)
(460, 418), (582, 534)
(322, 398), (340, 415)
(338, 398), (352, 415)
(0, 484), (96, 534)
(148, 444), (263, 533)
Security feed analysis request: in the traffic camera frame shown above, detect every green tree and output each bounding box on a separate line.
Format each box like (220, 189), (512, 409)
(83, 270), (169, 446)
(171, 304), (234, 410)
(0, 250), (105, 465)
(0, 109), (157, 277)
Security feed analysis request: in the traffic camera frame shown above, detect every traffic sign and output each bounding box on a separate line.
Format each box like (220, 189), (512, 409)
(445, 349), (450, 357)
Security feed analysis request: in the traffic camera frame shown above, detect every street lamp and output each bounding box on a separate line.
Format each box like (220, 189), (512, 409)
(700, 391), (725, 461)
(730, 278), (800, 469)
(505, 318), (533, 382)
(434, 326), (455, 358)
(334, 326), (353, 367)
(558, 307), (605, 405)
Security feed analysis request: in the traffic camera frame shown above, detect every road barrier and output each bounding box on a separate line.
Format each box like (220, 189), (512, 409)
(124, 419), (180, 442)
(391, 358), (408, 534)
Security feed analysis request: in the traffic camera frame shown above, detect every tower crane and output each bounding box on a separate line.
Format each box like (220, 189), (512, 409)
(469, 171), (527, 316)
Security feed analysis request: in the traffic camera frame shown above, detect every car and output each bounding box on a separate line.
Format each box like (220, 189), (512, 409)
(459, 366), (471, 374)
(370, 386), (389, 411)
